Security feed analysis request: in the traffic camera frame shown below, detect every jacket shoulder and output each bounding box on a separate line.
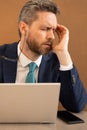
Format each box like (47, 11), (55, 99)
(0, 42), (18, 56)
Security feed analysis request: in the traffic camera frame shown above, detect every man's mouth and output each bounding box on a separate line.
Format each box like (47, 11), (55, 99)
(43, 42), (52, 48)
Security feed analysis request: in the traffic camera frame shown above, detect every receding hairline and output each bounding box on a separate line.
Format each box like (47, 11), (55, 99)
(18, 0), (60, 24)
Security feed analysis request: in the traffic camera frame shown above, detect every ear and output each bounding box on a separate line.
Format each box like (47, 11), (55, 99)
(18, 21), (28, 36)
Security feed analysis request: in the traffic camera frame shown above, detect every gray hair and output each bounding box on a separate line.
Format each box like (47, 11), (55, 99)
(18, 0), (60, 25)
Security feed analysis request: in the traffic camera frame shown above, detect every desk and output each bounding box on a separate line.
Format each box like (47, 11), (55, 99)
(0, 111), (86, 130)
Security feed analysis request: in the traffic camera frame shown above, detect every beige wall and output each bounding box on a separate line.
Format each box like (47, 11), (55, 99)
(0, 0), (87, 110)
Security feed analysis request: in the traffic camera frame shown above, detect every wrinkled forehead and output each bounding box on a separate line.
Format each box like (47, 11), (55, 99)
(32, 11), (58, 29)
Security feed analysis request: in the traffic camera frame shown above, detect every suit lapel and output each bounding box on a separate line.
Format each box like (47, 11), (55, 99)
(38, 53), (60, 83)
(38, 55), (52, 82)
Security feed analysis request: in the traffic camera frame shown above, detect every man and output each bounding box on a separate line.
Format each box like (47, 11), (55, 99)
(0, 0), (87, 112)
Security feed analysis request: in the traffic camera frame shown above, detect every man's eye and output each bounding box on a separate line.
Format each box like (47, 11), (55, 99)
(41, 28), (48, 31)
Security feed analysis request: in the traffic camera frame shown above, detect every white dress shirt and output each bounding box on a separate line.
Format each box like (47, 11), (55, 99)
(16, 43), (42, 83)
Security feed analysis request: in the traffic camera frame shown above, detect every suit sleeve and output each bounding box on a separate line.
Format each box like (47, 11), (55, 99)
(59, 65), (87, 113)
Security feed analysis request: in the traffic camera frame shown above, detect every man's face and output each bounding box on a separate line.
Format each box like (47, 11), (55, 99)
(24, 12), (57, 55)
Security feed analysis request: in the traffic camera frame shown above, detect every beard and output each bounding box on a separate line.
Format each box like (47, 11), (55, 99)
(26, 38), (53, 55)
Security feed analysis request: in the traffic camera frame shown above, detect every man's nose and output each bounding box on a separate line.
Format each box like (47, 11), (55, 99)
(47, 30), (55, 40)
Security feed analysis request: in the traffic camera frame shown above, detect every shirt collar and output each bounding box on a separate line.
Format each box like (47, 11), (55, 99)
(17, 42), (42, 67)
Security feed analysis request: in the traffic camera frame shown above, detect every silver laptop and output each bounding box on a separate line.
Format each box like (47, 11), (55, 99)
(0, 83), (60, 123)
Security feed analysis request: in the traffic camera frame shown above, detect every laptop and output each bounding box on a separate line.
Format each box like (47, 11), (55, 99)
(0, 83), (60, 123)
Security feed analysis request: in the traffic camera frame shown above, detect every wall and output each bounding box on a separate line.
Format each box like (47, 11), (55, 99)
(0, 0), (87, 110)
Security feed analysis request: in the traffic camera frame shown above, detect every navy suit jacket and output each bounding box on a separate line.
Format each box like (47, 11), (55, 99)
(0, 42), (87, 112)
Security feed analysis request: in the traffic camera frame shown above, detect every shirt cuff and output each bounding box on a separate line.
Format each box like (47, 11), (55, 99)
(59, 63), (73, 71)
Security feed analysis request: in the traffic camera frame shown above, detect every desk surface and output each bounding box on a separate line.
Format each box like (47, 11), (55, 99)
(0, 111), (86, 130)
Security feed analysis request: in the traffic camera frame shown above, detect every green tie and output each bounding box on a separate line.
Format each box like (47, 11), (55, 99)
(25, 62), (37, 83)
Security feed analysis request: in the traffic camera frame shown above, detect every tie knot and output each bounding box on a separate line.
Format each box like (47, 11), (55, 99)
(29, 62), (37, 72)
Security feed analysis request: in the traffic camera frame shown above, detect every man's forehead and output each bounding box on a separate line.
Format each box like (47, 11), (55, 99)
(36, 11), (58, 27)
(40, 23), (57, 29)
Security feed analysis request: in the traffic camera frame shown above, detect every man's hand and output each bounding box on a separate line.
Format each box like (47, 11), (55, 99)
(53, 24), (73, 67)
(53, 24), (69, 53)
